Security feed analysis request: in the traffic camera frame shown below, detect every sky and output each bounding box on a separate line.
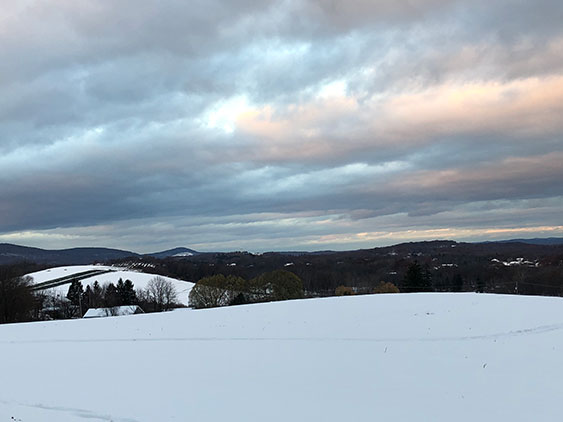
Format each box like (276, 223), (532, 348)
(1, 0), (562, 253)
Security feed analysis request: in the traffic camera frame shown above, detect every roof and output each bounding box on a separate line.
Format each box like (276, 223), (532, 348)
(83, 305), (144, 318)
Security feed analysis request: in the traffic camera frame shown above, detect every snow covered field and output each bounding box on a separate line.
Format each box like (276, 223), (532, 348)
(1, 293), (562, 421)
(26, 265), (194, 306)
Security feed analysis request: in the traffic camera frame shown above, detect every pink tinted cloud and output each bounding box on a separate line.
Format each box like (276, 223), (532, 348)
(387, 151), (563, 195)
(233, 75), (563, 164)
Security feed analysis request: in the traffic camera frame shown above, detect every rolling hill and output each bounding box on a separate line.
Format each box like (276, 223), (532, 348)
(145, 247), (200, 259)
(26, 265), (194, 306)
(0, 244), (200, 265)
(1, 293), (562, 421)
(0, 243), (139, 265)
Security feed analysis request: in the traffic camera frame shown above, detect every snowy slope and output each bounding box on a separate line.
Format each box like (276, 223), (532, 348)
(26, 265), (194, 306)
(1, 293), (562, 421)
(27, 265), (117, 283)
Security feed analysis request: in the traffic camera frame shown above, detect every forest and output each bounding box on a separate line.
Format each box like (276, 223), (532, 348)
(112, 240), (563, 297)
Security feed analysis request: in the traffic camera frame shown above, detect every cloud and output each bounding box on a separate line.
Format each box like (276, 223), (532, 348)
(1, 0), (562, 251)
(233, 75), (563, 169)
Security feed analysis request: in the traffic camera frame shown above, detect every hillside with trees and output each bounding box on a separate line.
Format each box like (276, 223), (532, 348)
(112, 240), (563, 297)
(2, 239), (562, 324)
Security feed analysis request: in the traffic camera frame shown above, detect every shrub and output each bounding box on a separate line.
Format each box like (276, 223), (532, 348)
(230, 292), (248, 306)
(189, 274), (246, 309)
(190, 271), (304, 308)
(373, 282), (400, 294)
(335, 285), (355, 296)
(250, 270), (304, 302)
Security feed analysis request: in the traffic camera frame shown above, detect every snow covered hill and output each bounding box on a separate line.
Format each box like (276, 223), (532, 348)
(26, 265), (194, 306)
(1, 293), (562, 421)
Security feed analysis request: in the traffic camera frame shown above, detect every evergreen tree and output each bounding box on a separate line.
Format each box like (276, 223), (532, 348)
(82, 285), (92, 310)
(422, 264), (433, 292)
(476, 277), (485, 293)
(452, 274), (463, 292)
(66, 280), (84, 307)
(92, 281), (103, 307)
(103, 283), (119, 308)
(116, 278), (126, 305)
(115, 278), (137, 305)
(403, 261), (433, 292)
(122, 279), (137, 305)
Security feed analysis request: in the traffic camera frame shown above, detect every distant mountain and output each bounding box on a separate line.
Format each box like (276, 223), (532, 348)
(0, 243), (139, 265)
(2, 238), (562, 266)
(146, 247), (200, 259)
(484, 238), (563, 246)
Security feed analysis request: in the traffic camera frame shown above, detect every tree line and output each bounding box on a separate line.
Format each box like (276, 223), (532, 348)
(110, 240), (563, 297)
(3, 244), (562, 324)
(0, 262), (182, 323)
(60, 276), (180, 317)
(189, 269), (304, 309)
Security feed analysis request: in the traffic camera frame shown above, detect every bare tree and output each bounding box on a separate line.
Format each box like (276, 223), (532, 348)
(188, 274), (246, 309)
(189, 282), (232, 309)
(145, 276), (178, 312)
(40, 290), (74, 320)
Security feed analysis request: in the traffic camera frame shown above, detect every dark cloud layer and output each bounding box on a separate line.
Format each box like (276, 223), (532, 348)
(1, 0), (563, 251)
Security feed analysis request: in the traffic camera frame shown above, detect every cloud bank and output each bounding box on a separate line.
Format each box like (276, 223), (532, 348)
(1, 0), (562, 251)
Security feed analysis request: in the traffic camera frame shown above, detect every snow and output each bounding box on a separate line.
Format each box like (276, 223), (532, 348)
(26, 265), (194, 306)
(83, 305), (143, 318)
(491, 257), (538, 267)
(1, 293), (563, 421)
(172, 252), (193, 257)
(27, 265), (117, 283)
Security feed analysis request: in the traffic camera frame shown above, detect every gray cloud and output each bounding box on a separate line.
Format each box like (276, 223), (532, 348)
(1, 0), (563, 251)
